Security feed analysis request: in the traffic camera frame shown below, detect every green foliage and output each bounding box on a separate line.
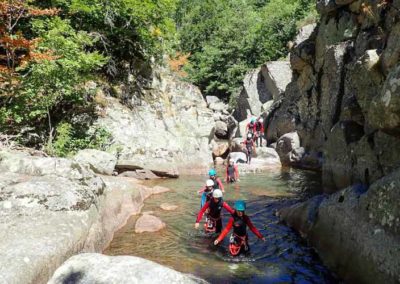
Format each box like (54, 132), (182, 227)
(0, 17), (106, 128)
(48, 122), (111, 157)
(177, 0), (316, 98)
(49, 0), (178, 75)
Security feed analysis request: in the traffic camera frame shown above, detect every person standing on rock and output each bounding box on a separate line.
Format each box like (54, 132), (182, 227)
(214, 200), (265, 256)
(198, 179), (215, 208)
(255, 117), (265, 147)
(225, 159), (239, 183)
(209, 169), (225, 192)
(195, 189), (234, 234)
(243, 134), (256, 164)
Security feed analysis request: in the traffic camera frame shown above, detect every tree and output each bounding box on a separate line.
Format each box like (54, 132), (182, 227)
(0, 0), (59, 94)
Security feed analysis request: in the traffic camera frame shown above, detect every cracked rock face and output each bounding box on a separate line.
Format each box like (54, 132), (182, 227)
(97, 69), (214, 176)
(265, 1), (400, 191)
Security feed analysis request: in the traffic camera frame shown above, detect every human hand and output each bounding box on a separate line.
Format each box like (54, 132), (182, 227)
(195, 223), (199, 229)
(261, 237), (266, 242)
(214, 240), (219, 245)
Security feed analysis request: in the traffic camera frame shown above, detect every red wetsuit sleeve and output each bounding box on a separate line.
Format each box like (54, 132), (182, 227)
(223, 202), (235, 215)
(217, 178), (224, 192)
(198, 186), (206, 194)
(216, 217), (234, 242)
(244, 215), (263, 239)
(196, 202), (210, 223)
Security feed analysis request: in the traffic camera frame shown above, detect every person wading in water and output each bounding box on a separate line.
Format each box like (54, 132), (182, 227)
(214, 200), (265, 255)
(195, 189), (234, 234)
(225, 159), (239, 183)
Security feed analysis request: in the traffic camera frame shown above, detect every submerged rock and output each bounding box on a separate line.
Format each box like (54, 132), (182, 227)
(48, 253), (205, 284)
(135, 214), (166, 233)
(160, 203), (178, 211)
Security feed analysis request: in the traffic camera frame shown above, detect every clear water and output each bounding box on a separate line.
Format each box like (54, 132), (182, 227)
(104, 168), (340, 283)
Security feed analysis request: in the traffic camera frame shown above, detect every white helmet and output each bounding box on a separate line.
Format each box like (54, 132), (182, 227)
(212, 189), (223, 198)
(206, 179), (214, 187)
(247, 133), (252, 139)
(259, 118), (263, 123)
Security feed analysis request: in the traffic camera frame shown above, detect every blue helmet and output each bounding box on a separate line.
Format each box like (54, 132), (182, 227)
(234, 200), (246, 211)
(208, 169), (217, 176)
(251, 117), (256, 123)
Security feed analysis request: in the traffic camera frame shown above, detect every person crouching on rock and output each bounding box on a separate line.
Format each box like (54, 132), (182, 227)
(198, 179), (215, 208)
(243, 134), (256, 164)
(208, 168), (225, 192)
(226, 159), (239, 183)
(195, 189), (234, 234)
(214, 200), (265, 256)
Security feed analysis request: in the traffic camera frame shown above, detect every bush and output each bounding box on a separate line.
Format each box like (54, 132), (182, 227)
(47, 122), (112, 157)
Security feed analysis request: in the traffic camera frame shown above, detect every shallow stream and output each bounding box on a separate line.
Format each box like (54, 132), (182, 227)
(104, 168), (340, 283)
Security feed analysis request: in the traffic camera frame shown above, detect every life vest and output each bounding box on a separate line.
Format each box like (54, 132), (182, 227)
(208, 198), (223, 219)
(232, 213), (247, 237)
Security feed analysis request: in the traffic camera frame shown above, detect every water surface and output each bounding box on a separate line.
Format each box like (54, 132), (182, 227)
(104, 168), (339, 283)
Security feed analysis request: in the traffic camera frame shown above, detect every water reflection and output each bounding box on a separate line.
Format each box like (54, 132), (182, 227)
(104, 168), (339, 283)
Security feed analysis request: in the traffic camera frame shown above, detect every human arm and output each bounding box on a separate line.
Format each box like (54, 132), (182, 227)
(214, 217), (234, 244)
(217, 178), (225, 192)
(244, 215), (264, 239)
(223, 202), (235, 215)
(197, 186), (205, 194)
(195, 202), (210, 224)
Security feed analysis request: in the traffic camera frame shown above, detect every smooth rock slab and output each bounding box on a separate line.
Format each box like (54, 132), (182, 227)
(74, 149), (117, 175)
(48, 253), (205, 284)
(135, 214), (166, 233)
(160, 203), (178, 211)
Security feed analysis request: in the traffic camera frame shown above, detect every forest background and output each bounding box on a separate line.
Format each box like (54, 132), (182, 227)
(0, 0), (316, 156)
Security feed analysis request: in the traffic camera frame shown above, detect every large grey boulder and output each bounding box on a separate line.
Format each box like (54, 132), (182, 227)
(214, 121), (229, 139)
(96, 69), (214, 175)
(368, 64), (400, 134)
(381, 22), (400, 75)
(229, 152), (247, 164)
(234, 68), (269, 121)
(261, 61), (293, 101)
(276, 132), (302, 166)
(116, 160), (179, 178)
(279, 169), (400, 284)
(48, 253), (204, 284)
(74, 149), (117, 175)
(0, 150), (168, 284)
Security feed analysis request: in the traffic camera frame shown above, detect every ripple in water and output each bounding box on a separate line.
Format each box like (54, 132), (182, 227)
(104, 168), (341, 283)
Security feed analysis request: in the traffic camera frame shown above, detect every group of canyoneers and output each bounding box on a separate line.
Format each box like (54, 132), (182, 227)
(243, 116), (265, 164)
(194, 169), (265, 256)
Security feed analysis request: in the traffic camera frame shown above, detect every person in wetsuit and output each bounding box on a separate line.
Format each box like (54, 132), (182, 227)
(225, 159), (239, 183)
(245, 117), (257, 139)
(208, 169), (225, 192)
(243, 134), (256, 164)
(195, 189), (234, 233)
(198, 179), (215, 208)
(214, 200), (265, 254)
(255, 117), (265, 147)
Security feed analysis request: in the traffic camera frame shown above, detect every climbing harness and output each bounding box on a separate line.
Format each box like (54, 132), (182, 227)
(204, 215), (219, 233)
(229, 233), (248, 256)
